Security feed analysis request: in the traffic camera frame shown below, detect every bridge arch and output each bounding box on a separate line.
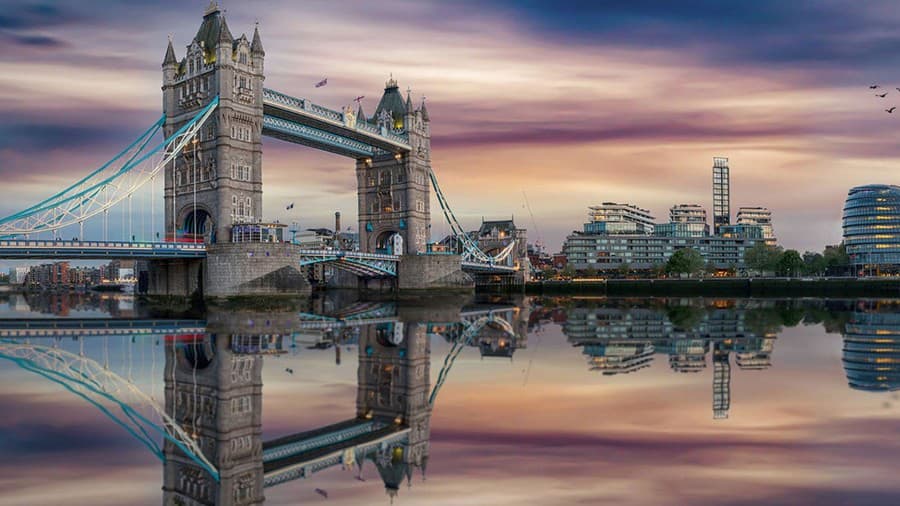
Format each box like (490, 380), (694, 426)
(179, 206), (215, 242)
(374, 229), (402, 255)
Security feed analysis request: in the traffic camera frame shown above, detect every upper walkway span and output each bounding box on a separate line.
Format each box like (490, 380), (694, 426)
(263, 88), (411, 158)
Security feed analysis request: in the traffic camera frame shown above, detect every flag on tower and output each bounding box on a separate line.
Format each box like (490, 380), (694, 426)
(315, 78), (328, 88)
(354, 95), (365, 103)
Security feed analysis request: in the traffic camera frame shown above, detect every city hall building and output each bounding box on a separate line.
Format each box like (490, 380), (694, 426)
(843, 184), (900, 276)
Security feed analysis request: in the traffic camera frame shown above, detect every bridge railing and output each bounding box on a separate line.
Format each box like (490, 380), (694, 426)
(295, 249), (400, 261)
(0, 239), (206, 251)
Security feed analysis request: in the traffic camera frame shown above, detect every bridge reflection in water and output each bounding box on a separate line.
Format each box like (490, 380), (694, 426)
(0, 298), (526, 505)
(7, 296), (900, 503)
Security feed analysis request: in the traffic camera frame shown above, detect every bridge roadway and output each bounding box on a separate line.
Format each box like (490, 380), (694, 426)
(0, 240), (206, 260)
(0, 239), (516, 279)
(0, 318), (206, 339)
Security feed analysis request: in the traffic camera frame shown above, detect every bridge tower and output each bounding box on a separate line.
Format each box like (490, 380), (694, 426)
(356, 321), (431, 496)
(356, 80), (432, 254)
(162, 2), (264, 244)
(162, 335), (265, 505)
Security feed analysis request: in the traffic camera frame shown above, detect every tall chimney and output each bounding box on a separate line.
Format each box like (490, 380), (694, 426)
(334, 211), (341, 235)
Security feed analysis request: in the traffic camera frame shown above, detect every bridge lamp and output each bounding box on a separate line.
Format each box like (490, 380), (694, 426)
(364, 158), (373, 168)
(393, 153), (402, 162)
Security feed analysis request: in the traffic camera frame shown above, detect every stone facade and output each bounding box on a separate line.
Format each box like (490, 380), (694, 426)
(356, 320), (431, 496)
(162, 5), (265, 244)
(356, 80), (432, 255)
(205, 243), (310, 297)
(397, 255), (473, 291)
(162, 334), (264, 505)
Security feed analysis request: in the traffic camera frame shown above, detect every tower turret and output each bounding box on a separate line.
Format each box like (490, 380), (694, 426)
(162, 3), (265, 244)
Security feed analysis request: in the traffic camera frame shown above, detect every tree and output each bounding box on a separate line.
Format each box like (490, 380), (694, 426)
(617, 262), (631, 278)
(704, 260), (719, 277)
(823, 243), (850, 275)
(583, 267), (599, 278)
(667, 305), (704, 330)
(540, 268), (556, 280)
(801, 251), (827, 276)
(666, 248), (704, 277)
(744, 242), (783, 274)
(776, 249), (804, 277)
(561, 265), (576, 279)
(651, 263), (667, 279)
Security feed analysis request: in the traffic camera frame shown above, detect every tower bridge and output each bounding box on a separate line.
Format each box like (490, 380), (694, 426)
(0, 2), (528, 297)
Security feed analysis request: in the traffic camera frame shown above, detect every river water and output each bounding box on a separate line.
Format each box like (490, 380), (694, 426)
(0, 292), (898, 505)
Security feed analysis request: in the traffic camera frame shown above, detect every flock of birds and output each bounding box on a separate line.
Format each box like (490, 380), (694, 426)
(871, 84), (899, 113)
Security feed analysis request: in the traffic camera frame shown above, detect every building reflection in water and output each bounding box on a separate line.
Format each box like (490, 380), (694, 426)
(560, 300), (776, 419)
(162, 319), (432, 505)
(844, 303), (900, 392)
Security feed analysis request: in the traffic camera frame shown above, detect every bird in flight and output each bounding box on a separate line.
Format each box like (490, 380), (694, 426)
(887, 107), (897, 114)
(314, 488), (329, 498)
(285, 367), (294, 374)
(870, 84), (880, 89)
(877, 93), (888, 98)
(896, 88), (900, 93)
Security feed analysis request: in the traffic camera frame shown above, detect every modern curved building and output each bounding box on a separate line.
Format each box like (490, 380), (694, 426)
(843, 312), (900, 392)
(843, 184), (900, 275)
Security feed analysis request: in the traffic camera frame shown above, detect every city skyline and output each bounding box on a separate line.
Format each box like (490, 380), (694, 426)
(3, 1), (900, 256)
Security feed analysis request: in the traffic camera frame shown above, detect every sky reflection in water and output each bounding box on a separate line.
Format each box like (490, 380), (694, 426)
(0, 293), (898, 506)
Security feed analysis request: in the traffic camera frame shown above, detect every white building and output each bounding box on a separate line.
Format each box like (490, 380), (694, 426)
(655, 204), (709, 238)
(585, 203), (655, 235)
(736, 207), (775, 244)
(8, 267), (29, 285)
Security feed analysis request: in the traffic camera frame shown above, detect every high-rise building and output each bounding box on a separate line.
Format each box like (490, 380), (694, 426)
(50, 262), (69, 285)
(712, 157), (731, 235)
(737, 207), (775, 244)
(584, 203), (655, 235)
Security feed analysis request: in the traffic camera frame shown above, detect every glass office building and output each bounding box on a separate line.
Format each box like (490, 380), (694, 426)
(843, 184), (900, 275)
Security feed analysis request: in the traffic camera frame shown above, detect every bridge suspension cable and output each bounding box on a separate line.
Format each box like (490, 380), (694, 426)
(0, 97), (220, 239)
(428, 312), (515, 405)
(428, 169), (517, 265)
(0, 338), (220, 480)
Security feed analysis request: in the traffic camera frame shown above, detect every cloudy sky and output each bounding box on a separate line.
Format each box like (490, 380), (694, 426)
(2, 0), (900, 253)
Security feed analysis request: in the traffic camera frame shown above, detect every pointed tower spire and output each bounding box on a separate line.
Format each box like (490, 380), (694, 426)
(218, 15), (234, 45)
(419, 97), (429, 121)
(163, 37), (177, 66)
(405, 86), (413, 111)
(357, 103), (367, 124)
(251, 23), (265, 55)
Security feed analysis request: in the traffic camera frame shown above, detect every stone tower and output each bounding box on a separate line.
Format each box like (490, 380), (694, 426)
(162, 334), (265, 505)
(356, 321), (431, 496)
(356, 80), (432, 254)
(162, 2), (265, 244)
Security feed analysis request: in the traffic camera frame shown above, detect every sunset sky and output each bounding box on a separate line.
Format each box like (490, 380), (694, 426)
(3, 0), (900, 253)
